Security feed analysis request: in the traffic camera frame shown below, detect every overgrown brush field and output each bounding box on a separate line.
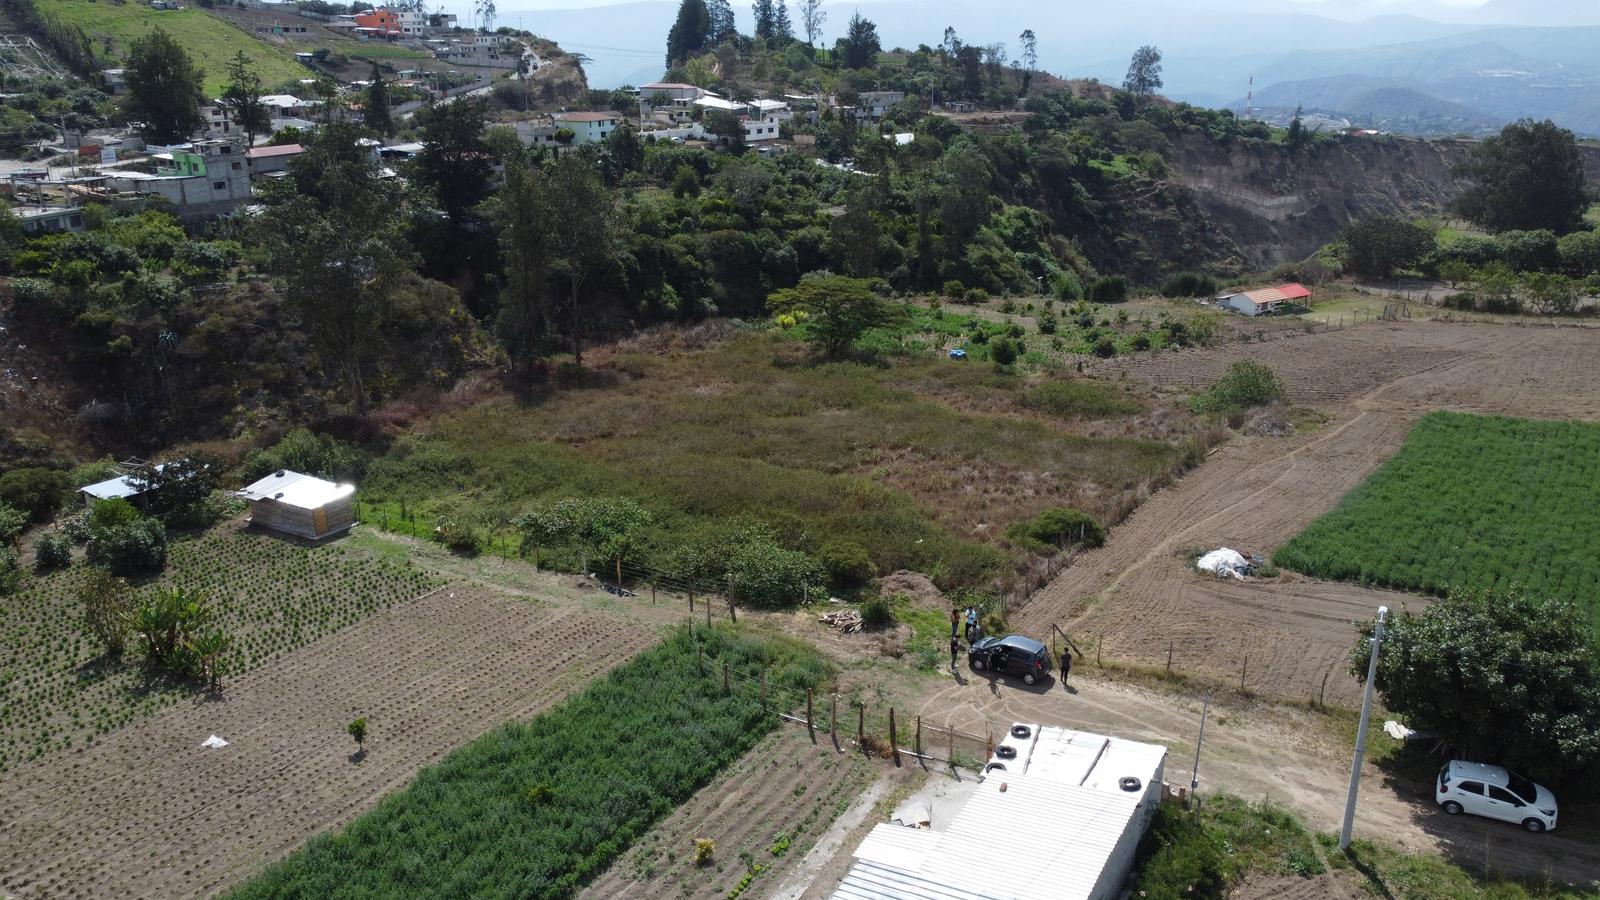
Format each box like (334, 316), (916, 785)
(0, 527), (436, 772)
(228, 625), (828, 899)
(363, 327), (1202, 588)
(1276, 412), (1600, 624)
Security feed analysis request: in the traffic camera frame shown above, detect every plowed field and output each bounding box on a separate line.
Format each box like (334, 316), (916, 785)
(1022, 321), (1600, 704)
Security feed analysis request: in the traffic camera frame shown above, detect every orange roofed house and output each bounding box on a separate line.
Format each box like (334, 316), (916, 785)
(1217, 283), (1312, 316)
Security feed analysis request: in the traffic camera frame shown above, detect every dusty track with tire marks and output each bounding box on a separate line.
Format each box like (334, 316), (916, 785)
(1022, 321), (1600, 704)
(0, 587), (662, 899)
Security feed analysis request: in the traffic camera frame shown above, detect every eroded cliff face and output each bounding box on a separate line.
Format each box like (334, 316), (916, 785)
(1164, 135), (1600, 273)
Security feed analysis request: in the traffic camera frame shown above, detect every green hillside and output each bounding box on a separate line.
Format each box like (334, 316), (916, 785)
(48, 0), (307, 94)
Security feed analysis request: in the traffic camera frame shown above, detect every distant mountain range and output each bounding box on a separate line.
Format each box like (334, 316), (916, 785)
(515, 0), (1600, 137)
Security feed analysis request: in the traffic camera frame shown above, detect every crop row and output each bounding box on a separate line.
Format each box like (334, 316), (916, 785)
(0, 528), (438, 773)
(227, 625), (830, 900)
(1275, 412), (1600, 628)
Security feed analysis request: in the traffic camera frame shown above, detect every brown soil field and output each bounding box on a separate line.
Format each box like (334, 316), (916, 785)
(0, 584), (664, 899)
(1021, 320), (1600, 705)
(578, 728), (878, 900)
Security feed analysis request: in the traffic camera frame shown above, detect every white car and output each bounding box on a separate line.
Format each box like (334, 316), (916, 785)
(1436, 760), (1558, 832)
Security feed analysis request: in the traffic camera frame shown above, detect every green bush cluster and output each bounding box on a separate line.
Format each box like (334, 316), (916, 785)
(229, 626), (830, 899)
(1160, 271), (1219, 298)
(1088, 274), (1129, 303)
(1189, 361), (1286, 416)
(1004, 507), (1105, 553)
(859, 595), (895, 630)
(242, 428), (370, 483)
(819, 539), (875, 593)
(32, 531), (72, 571)
(0, 467), (69, 523)
(1129, 804), (1229, 898)
(84, 499), (167, 575)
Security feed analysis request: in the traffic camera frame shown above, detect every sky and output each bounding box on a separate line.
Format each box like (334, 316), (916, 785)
(443, 0), (1503, 21)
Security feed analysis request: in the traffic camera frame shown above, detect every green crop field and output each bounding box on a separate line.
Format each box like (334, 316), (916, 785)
(0, 528), (437, 773)
(228, 625), (828, 899)
(47, 1), (307, 93)
(1275, 412), (1600, 623)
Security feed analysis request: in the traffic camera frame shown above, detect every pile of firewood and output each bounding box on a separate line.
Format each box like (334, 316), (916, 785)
(819, 610), (864, 634)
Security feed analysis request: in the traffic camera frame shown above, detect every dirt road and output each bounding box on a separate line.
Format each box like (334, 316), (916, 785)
(913, 668), (1600, 888)
(1021, 321), (1600, 703)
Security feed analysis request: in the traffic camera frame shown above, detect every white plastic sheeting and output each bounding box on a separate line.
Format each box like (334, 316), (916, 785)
(200, 734), (229, 749)
(1196, 548), (1249, 578)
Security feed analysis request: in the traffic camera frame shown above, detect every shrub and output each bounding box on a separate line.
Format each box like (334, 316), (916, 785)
(1496, 229), (1559, 273)
(1128, 803), (1229, 898)
(1130, 331), (1152, 351)
(964, 287), (989, 304)
(33, 531), (71, 571)
(819, 539), (875, 593)
(348, 717), (368, 750)
(0, 546), (18, 594)
(1052, 272), (1082, 301)
(694, 838), (716, 866)
(1036, 309), (1057, 334)
(0, 467), (69, 523)
(1088, 274), (1129, 303)
(1004, 507), (1105, 553)
(1556, 230), (1600, 275)
(1160, 271), (1219, 298)
(728, 535), (824, 609)
(990, 336), (1019, 367)
(87, 514), (168, 575)
(859, 594), (895, 630)
(1092, 334), (1117, 358)
(243, 428), (369, 482)
(0, 502), (25, 545)
(942, 280), (965, 299)
(1190, 361), (1286, 416)
(432, 520), (483, 556)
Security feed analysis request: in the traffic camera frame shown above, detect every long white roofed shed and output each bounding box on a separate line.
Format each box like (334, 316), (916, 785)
(832, 726), (1167, 900)
(236, 470), (355, 540)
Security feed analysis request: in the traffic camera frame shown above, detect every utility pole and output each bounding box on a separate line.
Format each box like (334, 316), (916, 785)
(1189, 693), (1209, 805)
(1340, 605), (1388, 851)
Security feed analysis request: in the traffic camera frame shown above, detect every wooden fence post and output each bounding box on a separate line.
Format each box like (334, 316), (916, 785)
(651, 582), (657, 604)
(831, 694), (838, 744)
(857, 704), (865, 753)
(759, 670), (766, 708)
(723, 663), (730, 695)
(915, 715), (922, 758)
(947, 721), (954, 766)
(889, 707), (899, 766)
(807, 689), (815, 741)
(1318, 666), (1332, 708)
(706, 596), (712, 628)
(1240, 653), (1249, 693)
(1166, 641), (1174, 678)
(1096, 635), (1103, 668)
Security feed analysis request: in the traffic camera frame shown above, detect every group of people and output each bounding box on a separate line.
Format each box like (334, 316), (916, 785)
(946, 605), (1073, 686)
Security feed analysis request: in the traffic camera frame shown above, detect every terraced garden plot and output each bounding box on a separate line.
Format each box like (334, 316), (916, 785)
(0, 525), (437, 772)
(1276, 412), (1600, 622)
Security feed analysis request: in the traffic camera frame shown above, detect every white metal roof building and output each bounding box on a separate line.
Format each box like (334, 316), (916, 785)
(833, 726), (1167, 900)
(236, 470), (356, 540)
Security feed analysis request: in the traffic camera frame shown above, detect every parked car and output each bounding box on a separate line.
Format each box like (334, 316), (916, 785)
(968, 635), (1051, 685)
(1436, 760), (1558, 832)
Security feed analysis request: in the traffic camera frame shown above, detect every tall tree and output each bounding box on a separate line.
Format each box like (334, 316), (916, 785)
(219, 51), (270, 147)
(799, 0), (825, 46)
(124, 27), (204, 144)
(412, 97), (493, 223)
(1286, 103), (1307, 151)
(751, 0), (776, 41)
(365, 61), (394, 136)
(1018, 29), (1037, 95)
(252, 122), (407, 416)
(938, 140), (992, 257)
(1122, 44), (1163, 105)
(706, 0), (737, 43)
(1357, 588), (1600, 782)
(1339, 216), (1434, 279)
(1453, 119), (1590, 235)
(541, 154), (616, 367)
(666, 0), (712, 66)
(767, 275), (899, 358)
(772, 1), (793, 43)
(486, 164), (553, 368)
(838, 13), (880, 70)
(942, 26), (960, 57)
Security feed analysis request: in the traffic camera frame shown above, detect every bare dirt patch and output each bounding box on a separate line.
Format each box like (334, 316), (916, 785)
(0, 585), (663, 899)
(1021, 320), (1600, 705)
(578, 728), (878, 900)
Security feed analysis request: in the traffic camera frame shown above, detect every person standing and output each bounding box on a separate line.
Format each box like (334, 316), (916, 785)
(965, 607), (978, 642)
(949, 636), (962, 672)
(1060, 649), (1072, 686)
(950, 608), (960, 640)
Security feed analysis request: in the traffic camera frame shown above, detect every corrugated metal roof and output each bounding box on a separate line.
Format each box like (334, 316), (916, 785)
(854, 824), (938, 872)
(1082, 739), (1167, 795)
(81, 463), (169, 500)
(236, 471), (354, 510)
(834, 860), (1007, 900)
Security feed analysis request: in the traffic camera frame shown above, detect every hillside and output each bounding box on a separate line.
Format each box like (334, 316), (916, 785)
(46, 0), (307, 94)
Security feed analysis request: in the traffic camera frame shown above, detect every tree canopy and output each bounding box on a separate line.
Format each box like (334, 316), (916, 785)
(1339, 216), (1434, 279)
(767, 274), (898, 357)
(219, 51), (270, 148)
(124, 28), (204, 144)
(666, 0), (712, 66)
(1122, 45), (1163, 104)
(1453, 119), (1590, 235)
(1357, 588), (1600, 783)
(837, 13), (881, 70)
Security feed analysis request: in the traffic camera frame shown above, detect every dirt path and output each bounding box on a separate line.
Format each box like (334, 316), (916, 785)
(0, 585), (664, 899)
(1020, 321), (1600, 704)
(911, 668), (1600, 889)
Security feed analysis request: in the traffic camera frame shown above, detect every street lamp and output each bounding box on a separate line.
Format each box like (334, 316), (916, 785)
(1340, 605), (1388, 851)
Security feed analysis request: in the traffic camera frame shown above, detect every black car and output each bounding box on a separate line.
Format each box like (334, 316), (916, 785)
(968, 635), (1051, 685)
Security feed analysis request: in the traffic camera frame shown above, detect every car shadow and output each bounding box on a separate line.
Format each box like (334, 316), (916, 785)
(968, 665), (1056, 696)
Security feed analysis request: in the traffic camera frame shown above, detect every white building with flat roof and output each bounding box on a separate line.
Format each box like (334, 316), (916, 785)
(832, 725), (1167, 900)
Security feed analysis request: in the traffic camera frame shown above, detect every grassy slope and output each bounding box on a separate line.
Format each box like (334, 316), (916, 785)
(360, 328), (1195, 587)
(48, 1), (306, 94)
(1275, 412), (1600, 624)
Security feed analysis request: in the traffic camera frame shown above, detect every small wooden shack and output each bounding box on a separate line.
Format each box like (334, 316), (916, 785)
(236, 470), (356, 540)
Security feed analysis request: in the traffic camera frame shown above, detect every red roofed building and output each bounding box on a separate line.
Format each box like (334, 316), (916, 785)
(245, 143), (305, 177)
(354, 8), (401, 36)
(1218, 282), (1312, 316)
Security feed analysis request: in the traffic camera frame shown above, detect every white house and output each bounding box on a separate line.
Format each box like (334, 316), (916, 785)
(854, 90), (906, 121)
(831, 725), (1168, 900)
(639, 82), (705, 122)
(236, 470), (356, 540)
(553, 111), (622, 144)
(1217, 282), (1312, 316)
